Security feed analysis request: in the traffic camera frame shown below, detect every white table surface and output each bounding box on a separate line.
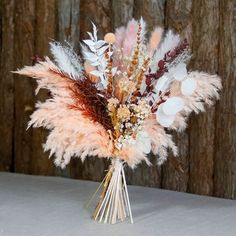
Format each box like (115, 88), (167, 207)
(0, 172), (236, 236)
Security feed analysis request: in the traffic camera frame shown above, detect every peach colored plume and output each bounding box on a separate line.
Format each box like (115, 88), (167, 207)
(122, 19), (139, 56)
(147, 27), (164, 56)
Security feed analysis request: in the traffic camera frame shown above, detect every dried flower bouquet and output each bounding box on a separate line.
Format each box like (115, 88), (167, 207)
(15, 18), (221, 224)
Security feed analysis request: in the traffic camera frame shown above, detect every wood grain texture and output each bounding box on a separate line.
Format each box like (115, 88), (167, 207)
(214, 0), (236, 199)
(133, 0), (165, 30)
(111, 0), (134, 29)
(79, 0), (112, 39)
(13, 0), (36, 173)
(161, 0), (192, 192)
(0, 0), (15, 172)
(165, 0), (193, 43)
(188, 0), (219, 195)
(30, 0), (56, 175)
(57, 0), (80, 51)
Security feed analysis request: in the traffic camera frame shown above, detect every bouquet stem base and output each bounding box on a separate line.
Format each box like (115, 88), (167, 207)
(91, 159), (133, 224)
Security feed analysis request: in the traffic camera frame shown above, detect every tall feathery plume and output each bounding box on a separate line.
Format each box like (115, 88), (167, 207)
(49, 42), (83, 78)
(122, 19), (139, 57)
(147, 27), (164, 56)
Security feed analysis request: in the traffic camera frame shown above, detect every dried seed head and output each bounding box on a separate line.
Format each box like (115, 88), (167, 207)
(104, 33), (116, 44)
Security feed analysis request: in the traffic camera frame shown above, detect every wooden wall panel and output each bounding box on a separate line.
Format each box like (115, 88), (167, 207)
(30, 0), (56, 176)
(133, 0), (165, 29)
(57, 0), (80, 51)
(112, 0), (134, 29)
(188, 0), (219, 195)
(214, 0), (236, 199)
(79, 0), (112, 39)
(13, 0), (36, 173)
(0, 0), (15, 172)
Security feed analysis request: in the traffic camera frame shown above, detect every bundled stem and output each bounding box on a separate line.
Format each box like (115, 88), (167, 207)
(92, 159), (133, 224)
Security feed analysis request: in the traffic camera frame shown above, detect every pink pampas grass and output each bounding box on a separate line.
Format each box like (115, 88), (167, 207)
(147, 27), (164, 56)
(122, 19), (139, 56)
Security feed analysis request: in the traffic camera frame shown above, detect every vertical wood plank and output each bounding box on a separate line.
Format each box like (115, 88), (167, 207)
(30, 0), (56, 175)
(111, 0), (134, 29)
(188, 0), (219, 195)
(0, 0), (15, 172)
(162, 0), (192, 192)
(133, 0), (165, 29)
(13, 0), (36, 173)
(165, 0), (193, 43)
(214, 0), (236, 199)
(79, 0), (112, 39)
(57, 0), (80, 51)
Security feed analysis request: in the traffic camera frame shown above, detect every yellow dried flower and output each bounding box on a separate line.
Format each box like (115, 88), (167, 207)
(107, 98), (119, 112)
(117, 105), (131, 121)
(118, 78), (136, 93)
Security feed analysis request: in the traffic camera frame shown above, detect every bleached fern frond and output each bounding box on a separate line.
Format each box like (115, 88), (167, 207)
(81, 23), (109, 89)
